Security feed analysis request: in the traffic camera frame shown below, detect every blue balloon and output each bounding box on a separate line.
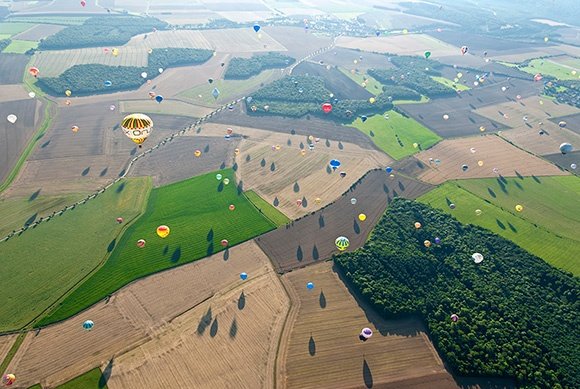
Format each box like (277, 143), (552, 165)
(375, 31), (380, 37)
(329, 159), (341, 169)
(253, 23), (260, 32)
(434, 237), (441, 244)
(155, 95), (164, 103)
(385, 166), (393, 173)
(360, 115), (368, 123)
(240, 272), (248, 280)
(306, 282), (314, 290)
(83, 320), (94, 330)
(104, 80), (112, 87)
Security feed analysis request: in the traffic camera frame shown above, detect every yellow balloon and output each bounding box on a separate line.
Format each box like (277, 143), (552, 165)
(315, 197), (321, 204)
(369, 97), (376, 104)
(194, 150), (202, 157)
(477, 160), (484, 166)
(414, 222), (421, 229)
(65, 89), (72, 97)
(413, 142), (418, 148)
(112, 48), (119, 56)
(234, 148), (240, 155)
(424, 240), (431, 248)
(300, 149), (306, 156)
(402, 29), (408, 34)
(358, 213), (366, 221)
(121, 113), (153, 146)
(156, 225), (170, 238)
(515, 205), (523, 212)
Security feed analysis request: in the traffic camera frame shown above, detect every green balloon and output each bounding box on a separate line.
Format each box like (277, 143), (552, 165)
(424, 51), (431, 59)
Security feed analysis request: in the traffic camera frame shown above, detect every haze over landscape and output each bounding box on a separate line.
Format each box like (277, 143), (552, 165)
(0, 0), (578, 388)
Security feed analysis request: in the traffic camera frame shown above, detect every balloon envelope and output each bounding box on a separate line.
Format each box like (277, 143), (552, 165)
(121, 113), (153, 146)
(83, 320), (94, 330)
(322, 103), (332, 113)
(137, 239), (146, 248)
(240, 272), (248, 280)
(360, 327), (373, 339)
(358, 213), (366, 221)
(253, 23), (260, 32)
(156, 225), (170, 238)
(155, 95), (164, 103)
(450, 314), (459, 322)
(2, 374), (16, 386)
(559, 143), (573, 154)
(329, 159), (341, 168)
(472, 253), (484, 263)
(335, 236), (350, 251)
(306, 282), (314, 290)
(6, 114), (17, 124)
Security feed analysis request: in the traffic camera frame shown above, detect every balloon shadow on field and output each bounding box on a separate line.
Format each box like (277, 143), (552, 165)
(487, 188), (497, 198)
(363, 359), (373, 388)
(353, 219), (361, 234)
(24, 213), (37, 226)
(496, 219), (506, 230)
(99, 358), (114, 388)
(238, 292), (246, 310)
(318, 214), (325, 228)
(107, 239), (116, 253)
(223, 248), (229, 261)
(508, 222), (518, 233)
(29, 189), (41, 201)
(296, 245), (303, 261)
(81, 167), (91, 176)
(171, 246), (181, 263)
(531, 175), (541, 184)
(40, 140), (50, 148)
(308, 336), (316, 356)
(229, 317), (238, 338)
(210, 317), (219, 337)
(312, 245), (319, 260)
(100, 167), (108, 177)
(115, 182), (125, 193)
(319, 291), (326, 309)
(197, 307), (212, 335)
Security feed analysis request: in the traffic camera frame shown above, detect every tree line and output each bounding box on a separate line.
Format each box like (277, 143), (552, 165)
(38, 16), (167, 50)
(0, 39), (10, 52)
(37, 48), (213, 96)
(224, 52), (295, 79)
(335, 199), (579, 389)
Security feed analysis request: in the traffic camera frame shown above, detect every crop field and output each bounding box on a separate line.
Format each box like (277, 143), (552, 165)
(413, 135), (567, 185)
(550, 55), (580, 69)
(128, 136), (240, 187)
(519, 58), (580, 80)
(244, 190), (291, 227)
(5, 16), (89, 26)
(0, 22), (35, 36)
(232, 125), (390, 219)
(12, 24), (66, 41)
(292, 61), (373, 100)
(339, 68), (384, 96)
(119, 99), (213, 118)
(0, 84), (32, 103)
(108, 258), (288, 389)
(56, 368), (106, 389)
(0, 192), (86, 238)
(419, 178), (580, 275)
(492, 44), (580, 64)
(278, 262), (456, 388)
(359, 8), (456, 30)
(126, 28), (287, 53)
(7, 240), (277, 388)
(257, 169), (433, 273)
(178, 69), (280, 106)
(3, 40), (39, 54)
(38, 170), (277, 326)
(474, 96), (580, 156)
(348, 110), (442, 160)
(0, 178), (151, 332)
(0, 334), (17, 363)
(0, 98), (41, 185)
(263, 27), (333, 60)
(312, 47), (393, 71)
(544, 150), (579, 175)
(431, 76), (470, 91)
(336, 34), (460, 58)
(398, 78), (542, 138)
(0, 54), (30, 84)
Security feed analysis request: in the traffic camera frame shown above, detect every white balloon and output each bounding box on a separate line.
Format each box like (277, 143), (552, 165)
(7, 114), (17, 124)
(28, 91), (36, 98)
(158, 68), (164, 73)
(141, 72), (148, 78)
(472, 253), (484, 264)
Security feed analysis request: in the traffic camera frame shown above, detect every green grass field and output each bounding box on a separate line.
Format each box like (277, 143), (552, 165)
(0, 178), (151, 332)
(520, 58), (579, 80)
(0, 22), (35, 36)
(3, 40), (38, 53)
(244, 190), (291, 226)
(418, 176), (580, 276)
(178, 69), (279, 106)
(56, 368), (106, 389)
(27, 385), (42, 389)
(6, 16), (88, 26)
(339, 68), (384, 95)
(37, 170), (278, 326)
(0, 34), (11, 40)
(431, 76), (470, 91)
(0, 193), (87, 238)
(348, 109), (441, 159)
(392, 95), (429, 105)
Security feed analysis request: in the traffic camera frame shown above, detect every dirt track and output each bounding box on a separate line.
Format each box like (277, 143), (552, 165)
(277, 262), (457, 389)
(6, 241), (281, 388)
(0, 333), (17, 364)
(256, 169), (433, 273)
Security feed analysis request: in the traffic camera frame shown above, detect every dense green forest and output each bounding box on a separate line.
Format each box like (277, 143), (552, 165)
(545, 81), (580, 109)
(335, 199), (579, 388)
(0, 39), (10, 52)
(369, 56), (456, 98)
(224, 52), (295, 79)
(248, 75), (393, 120)
(38, 16), (167, 50)
(37, 48), (213, 96)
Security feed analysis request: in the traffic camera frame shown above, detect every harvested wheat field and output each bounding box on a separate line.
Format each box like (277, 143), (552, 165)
(257, 170), (433, 273)
(6, 241), (276, 388)
(0, 333), (17, 362)
(278, 262), (457, 389)
(336, 34), (460, 58)
(119, 99), (214, 119)
(265, 27), (333, 60)
(474, 97), (580, 156)
(206, 124), (392, 219)
(107, 257), (288, 389)
(0, 84), (31, 103)
(414, 135), (567, 185)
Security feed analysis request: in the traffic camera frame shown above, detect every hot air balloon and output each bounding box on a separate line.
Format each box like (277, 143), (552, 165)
(194, 149), (202, 157)
(350, 198), (357, 205)
(443, 114), (449, 120)
(335, 236), (350, 251)
(533, 73), (543, 82)
(156, 225), (170, 238)
(570, 163), (577, 170)
(360, 115), (367, 122)
(80, 0), (86, 7)
(109, 104), (116, 111)
(159, 68), (164, 73)
(155, 95), (164, 103)
(434, 237), (441, 244)
(65, 99), (71, 106)
(240, 272), (248, 280)
(104, 80), (112, 87)
(462, 164), (469, 172)
(212, 88), (220, 99)
(137, 239), (146, 248)
(229, 204), (235, 211)
(450, 314), (459, 322)
(71, 125), (79, 133)
(449, 203), (456, 209)
(460, 46), (468, 55)
(112, 48), (119, 56)
(414, 222), (421, 229)
(358, 213), (366, 221)
(369, 97), (376, 104)
(515, 204), (523, 212)
(223, 178), (230, 185)
(472, 253), (484, 263)
(29, 67), (39, 77)
(329, 159), (341, 170)
(475, 209), (482, 216)
(470, 147), (476, 153)
(6, 114), (17, 124)
(216, 173), (223, 180)
(65, 89), (72, 97)
(306, 282), (314, 290)
(141, 72), (148, 79)
(424, 51), (431, 59)
(322, 103), (332, 113)
(359, 328), (373, 341)
(221, 239), (229, 247)
(560, 143), (573, 154)
(558, 121), (567, 128)
(28, 91), (36, 98)
(253, 23), (261, 32)
(116, 217), (124, 223)
(385, 166), (393, 174)
(83, 320), (94, 330)
(121, 113), (153, 148)
(424, 240), (431, 248)
(2, 374), (16, 386)
(375, 31), (380, 37)
(208, 78), (214, 84)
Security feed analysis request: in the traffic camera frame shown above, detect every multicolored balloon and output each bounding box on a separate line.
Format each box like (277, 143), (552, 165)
(359, 327), (373, 341)
(156, 225), (170, 238)
(121, 113), (153, 147)
(2, 374), (16, 386)
(335, 236), (350, 251)
(83, 320), (94, 331)
(137, 239), (146, 248)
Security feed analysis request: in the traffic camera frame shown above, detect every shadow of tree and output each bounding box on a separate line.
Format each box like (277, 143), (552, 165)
(100, 167), (108, 177)
(312, 245), (319, 260)
(487, 187), (497, 198)
(318, 214), (325, 228)
(496, 219), (506, 230)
